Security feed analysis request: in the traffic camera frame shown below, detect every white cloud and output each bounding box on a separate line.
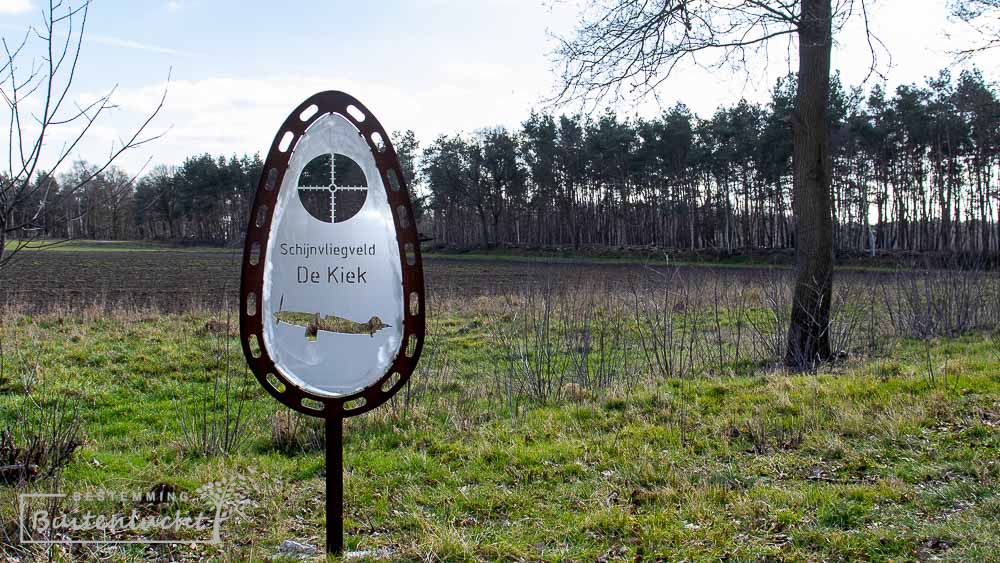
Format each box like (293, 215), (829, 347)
(61, 64), (554, 174)
(31, 65), (542, 173)
(0, 0), (33, 15)
(71, 75), (424, 171)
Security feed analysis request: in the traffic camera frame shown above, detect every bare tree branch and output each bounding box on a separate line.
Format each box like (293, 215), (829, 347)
(0, 0), (167, 268)
(948, 0), (1000, 60)
(550, 0), (803, 107)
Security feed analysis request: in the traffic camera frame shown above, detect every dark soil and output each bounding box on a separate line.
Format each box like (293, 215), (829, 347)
(0, 249), (797, 312)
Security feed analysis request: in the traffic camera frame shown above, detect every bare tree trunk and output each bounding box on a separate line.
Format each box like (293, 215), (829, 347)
(786, 0), (833, 369)
(476, 206), (490, 247)
(492, 212), (502, 246)
(0, 210), (7, 267)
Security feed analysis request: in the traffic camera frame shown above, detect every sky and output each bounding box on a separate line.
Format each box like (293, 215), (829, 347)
(1, 0), (998, 174)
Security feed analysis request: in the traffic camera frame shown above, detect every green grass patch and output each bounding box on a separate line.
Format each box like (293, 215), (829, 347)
(1, 309), (998, 559)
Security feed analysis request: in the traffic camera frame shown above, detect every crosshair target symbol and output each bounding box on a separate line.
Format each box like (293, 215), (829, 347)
(297, 153), (368, 223)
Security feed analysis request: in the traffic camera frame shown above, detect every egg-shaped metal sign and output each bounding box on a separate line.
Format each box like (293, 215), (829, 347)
(240, 91), (425, 418)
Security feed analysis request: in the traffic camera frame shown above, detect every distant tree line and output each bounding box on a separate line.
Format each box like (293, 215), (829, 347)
(6, 132), (419, 246)
(7, 155), (262, 244)
(424, 69), (1000, 254)
(6, 69), (999, 254)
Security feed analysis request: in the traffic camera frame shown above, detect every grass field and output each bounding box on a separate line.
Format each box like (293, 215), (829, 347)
(1, 246), (999, 560)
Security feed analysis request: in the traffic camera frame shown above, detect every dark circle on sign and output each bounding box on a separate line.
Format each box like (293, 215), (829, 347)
(297, 153), (368, 223)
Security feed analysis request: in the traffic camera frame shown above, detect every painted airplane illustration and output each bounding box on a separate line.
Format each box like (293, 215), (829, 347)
(273, 296), (390, 340)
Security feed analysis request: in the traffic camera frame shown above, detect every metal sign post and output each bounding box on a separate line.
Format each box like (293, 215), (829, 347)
(239, 91), (425, 555)
(326, 413), (343, 553)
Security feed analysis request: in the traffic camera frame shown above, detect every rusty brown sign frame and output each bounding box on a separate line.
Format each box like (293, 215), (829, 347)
(239, 91), (426, 554)
(239, 90), (426, 420)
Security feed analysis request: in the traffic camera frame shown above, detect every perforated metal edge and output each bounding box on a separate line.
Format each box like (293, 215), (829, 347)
(239, 91), (426, 418)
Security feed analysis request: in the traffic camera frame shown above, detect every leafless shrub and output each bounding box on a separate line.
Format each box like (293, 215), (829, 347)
(200, 319), (238, 337)
(740, 271), (874, 370)
(269, 408), (324, 454)
(916, 338), (965, 394)
(1, 478), (64, 555)
(566, 284), (640, 395)
(631, 270), (700, 379)
(706, 276), (751, 377)
(0, 393), (83, 485)
(490, 284), (571, 408)
(175, 309), (258, 456)
(848, 282), (897, 380)
(389, 329), (449, 420)
(0, 310), (83, 486)
(738, 410), (805, 454)
(489, 282), (636, 415)
(883, 269), (1000, 339)
(828, 282), (869, 359)
(744, 270), (792, 365)
(0, 374), (81, 553)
